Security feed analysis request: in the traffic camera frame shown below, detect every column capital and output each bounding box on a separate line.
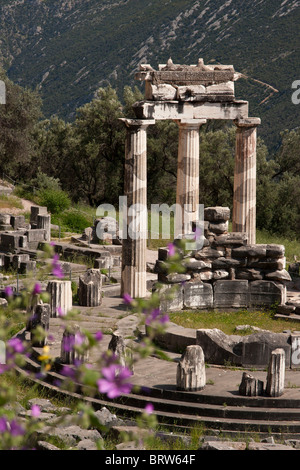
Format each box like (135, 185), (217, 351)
(234, 117), (261, 129)
(119, 118), (155, 129)
(175, 118), (207, 128)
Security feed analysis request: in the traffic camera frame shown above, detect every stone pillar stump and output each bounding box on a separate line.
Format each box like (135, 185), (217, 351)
(78, 268), (102, 307)
(266, 348), (285, 397)
(176, 345), (206, 391)
(47, 280), (72, 317)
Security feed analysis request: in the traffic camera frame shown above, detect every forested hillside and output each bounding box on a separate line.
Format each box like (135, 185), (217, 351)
(0, 0), (300, 150)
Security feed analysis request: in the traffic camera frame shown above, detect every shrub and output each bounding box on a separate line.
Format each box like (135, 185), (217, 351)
(38, 188), (71, 214)
(60, 211), (91, 233)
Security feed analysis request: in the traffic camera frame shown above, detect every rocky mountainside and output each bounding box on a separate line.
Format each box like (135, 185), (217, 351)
(0, 0), (300, 149)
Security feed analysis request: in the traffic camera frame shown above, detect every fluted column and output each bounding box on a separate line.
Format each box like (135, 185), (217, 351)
(175, 119), (206, 238)
(232, 118), (261, 245)
(120, 118), (155, 299)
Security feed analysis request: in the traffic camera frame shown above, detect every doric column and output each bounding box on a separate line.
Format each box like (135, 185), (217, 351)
(119, 118), (155, 299)
(175, 119), (206, 238)
(232, 118), (261, 245)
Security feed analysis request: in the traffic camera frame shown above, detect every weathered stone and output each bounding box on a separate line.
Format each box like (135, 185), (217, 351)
(249, 281), (286, 307)
(37, 214), (51, 242)
(201, 441), (247, 451)
(12, 254), (30, 270)
(30, 206), (48, 227)
(10, 215), (26, 230)
(36, 441), (60, 451)
(95, 216), (119, 244)
(61, 325), (89, 364)
(184, 259), (212, 271)
(265, 270), (292, 283)
(277, 304), (295, 315)
(289, 262), (300, 276)
(159, 284), (184, 312)
(266, 244), (285, 258)
(204, 207), (230, 222)
(214, 280), (249, 309)
(108, 332), (132, 369)
(19, 260), (36, 274)
(94, 407), (124, 429)
(213, 270), (229, 280)
(0, 232), (27, 251)
(235, 268), (263, 281)
(94, 251), (112, 270)
(213, 232), (248, 247)
(27, 303), (50, 347)
(266, 348), (285, 397)
(247, 258), (286, 270)
(183, 282), (213, 309)
(176, 345), (206, 391)
(232, 244), (267, 258)
(248, 442), (295, 451)
(208, 221), (228, 234)
(0, 214), (11, 225)
(212, 257), (245, 269)
(151, 83), (177, 100)
(239, 372), (264, 396)
(47, 280), (73, 317)
(291, 333), (300, 369)
(241, 332), (291, 368)
(78, 269), (102, 307)
(26, 229), (47, 248)
(165, 273), (191, 284)
(196, 329), (242, 366)
(158, 247), (169, 261)
(195, 247), (222, 260)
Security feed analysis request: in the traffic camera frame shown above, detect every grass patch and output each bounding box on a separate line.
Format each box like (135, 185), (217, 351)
(169, 308), (300, 335)
(0, 194), (24, 210)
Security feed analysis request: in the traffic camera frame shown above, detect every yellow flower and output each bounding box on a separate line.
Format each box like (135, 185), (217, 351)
(38, 345), (51, 362)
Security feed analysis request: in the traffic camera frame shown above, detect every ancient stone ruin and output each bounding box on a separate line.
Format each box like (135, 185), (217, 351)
(120, 59), (260, 300)
(155, 206), (290, 312)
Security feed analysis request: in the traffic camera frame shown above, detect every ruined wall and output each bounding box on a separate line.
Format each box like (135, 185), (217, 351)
(155, 207), (290, 312)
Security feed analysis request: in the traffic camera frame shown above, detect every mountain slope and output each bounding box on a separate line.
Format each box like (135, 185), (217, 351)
(0, 0), (300, 150)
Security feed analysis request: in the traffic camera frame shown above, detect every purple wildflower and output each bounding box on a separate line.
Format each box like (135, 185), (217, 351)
(10, 420), (25, 437)
(94, 331), (103, 342)
(193, 226), (202, 241)
(31, 405), (41, 418)
(144, 403), (154, 415)
(167, 242), (175, 257)
(62, 336), (75, 353)
(56, 306), (65, 317)
(0, 417), (8, 433)
(123, 293), (133, 305)
(52, 254), (64, 279)
(4, 286), (13, 298)
(32, 283), (42, 296)
(144, 308), (169, 326)
(97, 364), (133, 399)
(61, 365), (76, 379)
(7, 338), (25, 354)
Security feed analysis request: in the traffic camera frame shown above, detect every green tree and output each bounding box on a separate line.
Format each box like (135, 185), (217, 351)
(0, 67), (42, 180)
(69, 86), (125, 206)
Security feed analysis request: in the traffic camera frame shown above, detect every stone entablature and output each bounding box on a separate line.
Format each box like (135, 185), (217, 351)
(135, 58), (238, 103)
(155, 206), (290, 312)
